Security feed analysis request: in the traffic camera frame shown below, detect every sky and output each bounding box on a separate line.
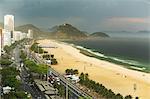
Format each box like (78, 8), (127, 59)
(0, 0), (150, 32)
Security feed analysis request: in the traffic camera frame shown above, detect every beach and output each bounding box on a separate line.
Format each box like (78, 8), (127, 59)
(38, 39), (150, 99)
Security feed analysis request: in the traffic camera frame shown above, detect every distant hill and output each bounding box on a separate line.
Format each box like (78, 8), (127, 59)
(50, 23), (87, 39)
(137, 30), (150, 33)
(15, 24), (46, 38)
(0, 22), (3, 28)
(89, 32), (109, 38)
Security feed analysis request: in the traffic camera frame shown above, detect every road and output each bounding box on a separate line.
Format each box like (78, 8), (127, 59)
(31, 50), (93, 99)
(13, 45), (47, 99)
(49, 67), (92, 99)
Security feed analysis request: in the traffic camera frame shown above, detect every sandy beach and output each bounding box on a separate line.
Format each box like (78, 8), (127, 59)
(38, 39), (150, 99)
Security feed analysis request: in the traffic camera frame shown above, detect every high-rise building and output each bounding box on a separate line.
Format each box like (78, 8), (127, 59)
(4, 15), (14, 32)
(0, 29), (2, 56)
(4, 15), (14, 45)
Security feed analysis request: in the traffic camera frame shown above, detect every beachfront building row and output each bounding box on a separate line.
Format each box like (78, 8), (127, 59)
(0, 15), (33, 56)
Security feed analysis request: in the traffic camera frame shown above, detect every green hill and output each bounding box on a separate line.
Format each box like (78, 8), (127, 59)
(0, 22), (3, 28)
(15, 24), (46, 38)
(50, 23), (87, 39)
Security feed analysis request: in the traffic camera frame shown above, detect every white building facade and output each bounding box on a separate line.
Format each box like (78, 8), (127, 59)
(14, 31), (21, 41)
(0, 29), (2, 56)
(4, 15), (14, 32)
(3, 30), (11, 46)
(27, 29), (33, 39)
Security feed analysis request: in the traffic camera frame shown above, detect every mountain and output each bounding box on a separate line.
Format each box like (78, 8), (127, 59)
(50, 23), (87, 39)
(89, 32), (109, 38)
(15, 24), (46, 38)
(0, 22), (3, 28)
(137, 30), (150, 33)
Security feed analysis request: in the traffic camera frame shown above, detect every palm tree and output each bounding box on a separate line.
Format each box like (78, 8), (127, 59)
(65, 69), (71, 75)
(125, 95), (132, 99)
(135, 97), (139, 99)
(73, 69), (79, 75)
(85, 73), (89, 80)
(115, 93), (123, 99)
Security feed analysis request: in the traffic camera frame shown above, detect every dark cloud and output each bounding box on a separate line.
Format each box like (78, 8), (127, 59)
(0, 0), (149, 32)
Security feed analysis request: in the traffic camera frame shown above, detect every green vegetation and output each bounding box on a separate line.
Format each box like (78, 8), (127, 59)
(0, 39), (31, 99)
(15, 24), (43, 38)
(79, 96), (92, 99)
(30, 43), (44, 54)
(79, 73), (132, 99)
(0, 59), (12, 66)
(1, 67), (20, 89)
(20, 50), (27, 61)
(14, 23), (111, 39)
(51, 23), (87, 39)
(24, 59), (47, 74)
(42, 54), (52, 60)
(3, 39), (28, 55)
(30, 42), (58, 65)
(124, 95), (132, 99)
(3, 91), (29, 99)
(65, 69), (79, 75)
(42, 53), (58, 65)
(0, 67), (28, 99)
(53, 82), (65, 97)
(3, 45), (11, 54)
(51, 58), (58, 65)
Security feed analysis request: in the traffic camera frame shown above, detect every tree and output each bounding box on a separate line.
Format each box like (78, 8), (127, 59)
(85, 73), (89, 80)
(1, 67), (20, 89)
(4, 45), (11, 54)
(135, 97), (139, 99)
(115, 93), (123, 99)
(79, 72), (85, 84)
(51, 54), (54, 58)
(78, 72), (128, 99)
(125, 95), (132, 99)
(73, 69), (79, 75)
(51, 58), (58, 65)
(0, 59), (12, 66)
(38, 47), (44, 54)
(15, 91), (28, 99)
(24, 59), (47, 74)
(65, 69), (71, 75)
(44, 51), (48, 54)
(20, 50), (27, 61)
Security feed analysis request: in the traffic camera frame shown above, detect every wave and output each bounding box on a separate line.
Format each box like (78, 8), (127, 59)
(75, 45), (144, 68)
(76, 45), (106, 58)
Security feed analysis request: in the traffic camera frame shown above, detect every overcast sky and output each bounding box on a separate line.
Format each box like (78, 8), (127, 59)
(0, 0), (150, 32)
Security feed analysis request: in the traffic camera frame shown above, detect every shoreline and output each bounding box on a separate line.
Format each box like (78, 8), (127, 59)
(58, 41), (150, 82)
(38, 39), (150, 99)
(74, 45), (149, 73)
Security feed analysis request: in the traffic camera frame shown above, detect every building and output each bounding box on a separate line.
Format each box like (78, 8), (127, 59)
(3, 15), (15, 45)
(3, 29), (11, 46)
(4, 15), (14, 32)
(14, 31), (21, 41)
(0, 29), (2, 56)
(27, 29), (33, 39)
(20, 32), (27, 40)
(3, 86), (12, 94)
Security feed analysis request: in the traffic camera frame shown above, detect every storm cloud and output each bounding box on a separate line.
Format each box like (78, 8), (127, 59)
(0, 0), (149, 32)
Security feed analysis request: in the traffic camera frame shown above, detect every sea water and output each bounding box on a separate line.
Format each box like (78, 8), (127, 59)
(65, 36), (150, 71)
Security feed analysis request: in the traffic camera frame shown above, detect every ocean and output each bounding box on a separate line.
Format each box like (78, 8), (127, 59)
(65, 36), (150, 71)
